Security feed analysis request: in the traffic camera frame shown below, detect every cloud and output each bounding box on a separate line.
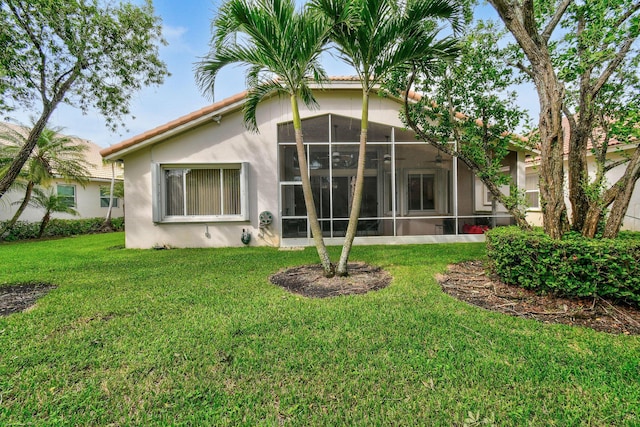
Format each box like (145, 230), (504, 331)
(162, 24), (198, 55)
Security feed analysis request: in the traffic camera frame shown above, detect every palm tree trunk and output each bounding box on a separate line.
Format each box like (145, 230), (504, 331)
(336, 92), (369, 276)
(38, 211), (51, 238)
(0, 181), (35, 237)
(291, 95), (334, 276)
(101, 162), (116, 231)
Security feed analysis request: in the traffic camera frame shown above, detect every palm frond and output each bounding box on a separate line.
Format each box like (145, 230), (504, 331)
(195, 0), (330, 132)
(243, 79), (288, 132)
(0, 123), (92, 188)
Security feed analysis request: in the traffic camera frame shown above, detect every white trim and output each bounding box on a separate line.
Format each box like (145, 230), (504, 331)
(103, 101), (245, 160)
(154, 162), (249, 223)
(281, 233), (486, 247)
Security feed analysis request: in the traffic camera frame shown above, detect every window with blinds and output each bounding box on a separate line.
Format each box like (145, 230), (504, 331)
(154, 163), (248, 222)
(525, 173), (540, 210)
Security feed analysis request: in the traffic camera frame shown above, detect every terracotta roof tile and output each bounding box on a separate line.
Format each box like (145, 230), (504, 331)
(100, 79), (428, 159)
(100, 90), (248, 158)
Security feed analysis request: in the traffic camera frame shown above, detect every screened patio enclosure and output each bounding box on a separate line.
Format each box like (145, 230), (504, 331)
(278, 114), (516, 242)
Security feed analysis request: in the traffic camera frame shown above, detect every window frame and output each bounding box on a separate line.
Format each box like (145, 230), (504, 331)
(525, 172), (540, 211)
(152, 162), (249, 223)
(99, 185), (118, 208)
(404, 168), (449, 215)
(57, 184), (76, 208)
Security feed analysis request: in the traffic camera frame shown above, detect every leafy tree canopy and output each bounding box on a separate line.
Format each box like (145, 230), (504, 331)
(0, 0), (168, 129)
(0, 0), (169, 199)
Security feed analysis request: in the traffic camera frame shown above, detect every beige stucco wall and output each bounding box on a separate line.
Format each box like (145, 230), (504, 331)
(121, 89), (410, 249)
(0, 180), (124, 222)
(525, 149), (640, 231)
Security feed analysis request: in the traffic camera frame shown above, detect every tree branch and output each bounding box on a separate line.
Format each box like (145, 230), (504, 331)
(613, 0), (640, 28)
(562, 106), (576, 129)
(601, 147), (640, 205)
(506, 60), (534, 79)
(604, 157), (631, 173)
(7, 1), (49, 104)
(541, 0), (573, 42)
(592, 35), (637, 97)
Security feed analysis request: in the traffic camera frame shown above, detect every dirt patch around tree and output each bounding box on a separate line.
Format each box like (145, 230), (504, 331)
(438, 261), (640, 335)
(270, 262), (391, 298)
(0, 283), (57, 317)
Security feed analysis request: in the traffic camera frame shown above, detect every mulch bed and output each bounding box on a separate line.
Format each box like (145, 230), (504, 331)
(270, 262), (391, 298)
(0, 283), (57, 317)
(438, 261), (640, 335)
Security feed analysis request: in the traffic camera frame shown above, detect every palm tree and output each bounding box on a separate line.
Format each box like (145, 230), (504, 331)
(196, 0), (335, 276)
(0, 124), (90, 237)
(311, 0), (461, 276)
(25, 187), (79, 238)
(100, 159), (123, 232)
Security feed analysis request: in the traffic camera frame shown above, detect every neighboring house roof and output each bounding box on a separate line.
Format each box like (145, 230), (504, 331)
(526, 116), (637, 165)
(563, 115), (639, 154)
(101, 78), (425, 160)
(0, 122), (123, 181)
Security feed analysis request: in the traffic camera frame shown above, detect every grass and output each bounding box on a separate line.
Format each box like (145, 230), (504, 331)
(0, 233), (639, 426)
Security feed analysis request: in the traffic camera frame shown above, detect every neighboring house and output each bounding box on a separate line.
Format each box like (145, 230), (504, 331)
(101, 79), (527, 249)
(0, 128), (124, 222)
(525, 116), (640, 231)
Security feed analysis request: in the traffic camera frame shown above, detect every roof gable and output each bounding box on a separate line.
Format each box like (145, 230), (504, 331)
(101, 79), (421, 160)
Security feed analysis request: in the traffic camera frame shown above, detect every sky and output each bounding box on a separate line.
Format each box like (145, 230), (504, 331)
(12, 0), (537, 148)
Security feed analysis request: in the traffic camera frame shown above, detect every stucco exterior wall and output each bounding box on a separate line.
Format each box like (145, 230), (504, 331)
(524, 149), (640, 231)
(0, 180), (124, 222)
(120, 89), (410, 249)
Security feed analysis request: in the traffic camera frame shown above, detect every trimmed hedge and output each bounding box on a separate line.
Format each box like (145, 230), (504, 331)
(486, 226), (640, 306)
(1, 217), (124, 242)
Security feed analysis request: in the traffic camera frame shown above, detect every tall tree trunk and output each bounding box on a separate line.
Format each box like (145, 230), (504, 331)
(336, 92), (369, 277)
(602, 152), (640, 238)
(0, 115), (50, 200)
(582, 205), (604, 238)
(489, 0), (569, 239)
(0, 181), (35, 237)
(534, 64), (568, 239)
(0, 65), (79, 200)
(291, 95), (333, 277)
(567, 121), (591, 232)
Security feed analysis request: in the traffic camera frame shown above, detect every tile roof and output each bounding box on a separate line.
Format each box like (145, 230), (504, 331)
(526, 116), (633, 163)
(100, 78), (425, 159)
(0, 122), (123, 181)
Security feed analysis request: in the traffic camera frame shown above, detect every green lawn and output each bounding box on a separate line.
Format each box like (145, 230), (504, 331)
(0, 233), (638, 426)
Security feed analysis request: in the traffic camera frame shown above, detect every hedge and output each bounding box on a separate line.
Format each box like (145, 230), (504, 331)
(486, 226), (640, 306)
(1, 217), (124, 242)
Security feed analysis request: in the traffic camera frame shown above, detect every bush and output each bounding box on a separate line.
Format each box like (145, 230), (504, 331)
(1, 217), (124, 242)
(486, 226), (640, 306)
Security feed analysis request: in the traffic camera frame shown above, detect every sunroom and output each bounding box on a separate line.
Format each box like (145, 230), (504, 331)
(278, 114), (520, 246)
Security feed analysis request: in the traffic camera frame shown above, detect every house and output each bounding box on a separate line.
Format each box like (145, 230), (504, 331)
(525, 116), (640, 231)
(101, 79), (526, 249)
(0, 126), (124, 222)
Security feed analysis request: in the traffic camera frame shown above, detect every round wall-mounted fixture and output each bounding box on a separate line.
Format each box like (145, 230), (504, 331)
(259, 211), (273, 228)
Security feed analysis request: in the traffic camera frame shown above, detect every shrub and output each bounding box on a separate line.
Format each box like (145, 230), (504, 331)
(486, 226), (640, 306)
(1, 217), (124, 242)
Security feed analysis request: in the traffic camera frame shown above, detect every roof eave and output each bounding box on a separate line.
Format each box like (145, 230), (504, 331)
(101, 92), (247, 161)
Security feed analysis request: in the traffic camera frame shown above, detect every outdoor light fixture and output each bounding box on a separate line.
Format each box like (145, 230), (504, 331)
(435, 152), (443, 166)
(383, 154), (391, 165)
